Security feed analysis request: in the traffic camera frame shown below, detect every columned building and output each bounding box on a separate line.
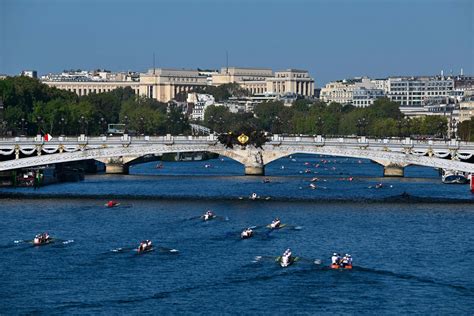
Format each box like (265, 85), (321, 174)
(212, 67), (315, 97)
(139, 68), (208, 101)
(43, 66), (316, 101)
(266, 69), (314, 96)
(44, 81), (140, 96)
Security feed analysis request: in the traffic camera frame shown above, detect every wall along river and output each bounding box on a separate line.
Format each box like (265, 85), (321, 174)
(0, 155), (473, 314)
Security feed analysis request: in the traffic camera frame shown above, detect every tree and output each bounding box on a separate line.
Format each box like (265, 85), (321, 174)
(457, 119), (474, 141)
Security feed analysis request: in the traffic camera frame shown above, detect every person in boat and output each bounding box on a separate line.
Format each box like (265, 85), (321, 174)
(341, 254), (352, 267)
(270, 217), (281, 229)
(202, 210), (215, 220)
(241, 227), (253, 238)
(34, 232), (50, 245)
(138, 240), (152, 252)
(107, 200), (118, 208)
(331, 253), (341, 266)
(280, 248), (293, 266)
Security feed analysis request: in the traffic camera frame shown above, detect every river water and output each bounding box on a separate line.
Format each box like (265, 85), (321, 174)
(1, 155), (473, 314)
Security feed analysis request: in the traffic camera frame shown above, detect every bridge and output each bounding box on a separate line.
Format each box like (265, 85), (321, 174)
(1, 134), (474, 176)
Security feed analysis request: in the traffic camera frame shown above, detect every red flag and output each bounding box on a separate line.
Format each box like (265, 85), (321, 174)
(44, 133), (53, 142)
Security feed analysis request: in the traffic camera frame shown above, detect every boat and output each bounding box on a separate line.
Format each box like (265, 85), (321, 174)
(277, 255), (298, 267)
(268, 218), (282, 229)
(249, 193), (259, 200)
(330, 264), (352, 270)
(202, 211), (216, 221)
(441, 169), (468, 184)
(137, 240), (153, 253)
(105, 200), (120, 208)
(33, 233), (52, 246)
(240, 228), (253, 239)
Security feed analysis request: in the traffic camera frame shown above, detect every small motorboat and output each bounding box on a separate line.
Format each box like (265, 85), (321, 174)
(442, 169), (468, 184)
(33, 233), (52, 246)
(240, 228), (253, 239)
(137, 240), (153, 253)
(262, 178), (270, 183)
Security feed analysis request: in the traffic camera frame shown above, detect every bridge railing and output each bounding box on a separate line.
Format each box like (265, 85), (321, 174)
(1, 135), (474, 151)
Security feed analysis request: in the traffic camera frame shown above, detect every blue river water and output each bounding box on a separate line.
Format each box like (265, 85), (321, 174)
(1, 155), (473, 314)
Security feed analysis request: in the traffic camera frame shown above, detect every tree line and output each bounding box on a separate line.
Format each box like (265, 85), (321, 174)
(1, 76), (470, 140)
(204, 98), (452, 139)
(0, 76), (189, 136)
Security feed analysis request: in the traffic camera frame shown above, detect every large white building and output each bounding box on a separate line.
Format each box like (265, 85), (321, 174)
(42, 66), (315, 102)
(386, 76), (454, 106)
(319, 77), (385, 106)
(212, 67), (315, 97)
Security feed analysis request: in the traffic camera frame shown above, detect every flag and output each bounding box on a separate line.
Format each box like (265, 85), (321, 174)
(44, 133), (53, 142)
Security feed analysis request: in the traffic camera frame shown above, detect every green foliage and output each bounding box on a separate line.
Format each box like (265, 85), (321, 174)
(195, 83), (249, 101)
(458, 119), (474, 141)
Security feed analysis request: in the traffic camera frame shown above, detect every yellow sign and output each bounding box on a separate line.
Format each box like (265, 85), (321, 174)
(237, 133), (249, 144)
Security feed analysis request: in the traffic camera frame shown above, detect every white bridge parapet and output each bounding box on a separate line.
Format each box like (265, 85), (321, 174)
(0, 135), (473, 174)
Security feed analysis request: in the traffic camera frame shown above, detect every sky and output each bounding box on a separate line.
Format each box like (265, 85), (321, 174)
(0, 0), (473, 85)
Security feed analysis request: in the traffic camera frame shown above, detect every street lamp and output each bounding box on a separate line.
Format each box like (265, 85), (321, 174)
(36, 116), (43, 135)
(403, 118), (411, 138)
(139, 117), (145, 136)
(216, 116), (224, 133)
(59, 117), (66, 136)
(208, 115), (215, 134)
(123, 115), (129, 134)
(18, 118), (28, 136)
(450, 118), (457, 139)
(99, 117), (107, 136)
(79, 116), (87, 135)
(272, 116), (282, 134)
(357, 118), (368, 136)
(316, 116), (324, 136)
(397, 118), (403, 138)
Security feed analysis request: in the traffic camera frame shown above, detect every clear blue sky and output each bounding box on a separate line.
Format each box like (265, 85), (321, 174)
(0, 0), (472, 85)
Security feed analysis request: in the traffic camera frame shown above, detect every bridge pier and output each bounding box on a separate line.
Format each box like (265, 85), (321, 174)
(383, 164), (405, 177)
(104, 158), (129, 175)
(245, 165), (265, 176)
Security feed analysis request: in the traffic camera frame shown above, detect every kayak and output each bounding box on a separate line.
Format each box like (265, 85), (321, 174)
(105, 203), (120, 208)
(266, 223), (287, 229)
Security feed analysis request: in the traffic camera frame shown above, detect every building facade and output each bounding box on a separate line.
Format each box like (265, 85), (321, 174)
(319, 77), (384, 106)
(386, 76), (454, 106)
(43, 66), (316, 102)
(212, 67), (315, 97)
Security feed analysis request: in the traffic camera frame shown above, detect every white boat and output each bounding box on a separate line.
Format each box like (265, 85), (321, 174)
(441, 169), (468, 184)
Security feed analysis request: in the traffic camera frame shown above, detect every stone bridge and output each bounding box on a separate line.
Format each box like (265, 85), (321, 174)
(1, 134), (474, 176)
